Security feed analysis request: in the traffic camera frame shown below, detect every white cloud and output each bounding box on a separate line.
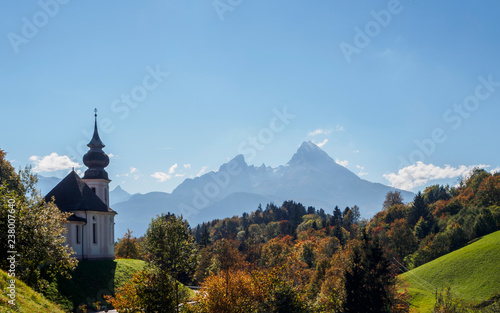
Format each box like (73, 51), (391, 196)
(491, 167), (500, 174)
(168, 163), (178, 174)
(196, 166), (208, 177)
(353, 149), (360, 154)
(183, 164), (191, 169)
(356, 165), (368, 176)
(151, 164), (179, 182)
(151, 172), (171, 182)
(315, 139), (328, 148)
(308, 128), (331, 136)
(336, 159), (349, 167)
(335, 125), (345, 132)
(120, 167), (141, 179)
(29, 153), (81, 173)
(383, 162), (488, 191)
(108, 153), (115, 158)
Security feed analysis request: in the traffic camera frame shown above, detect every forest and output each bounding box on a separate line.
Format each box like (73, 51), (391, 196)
(112, 168), (500, 312)
(1, 147), (499, 312)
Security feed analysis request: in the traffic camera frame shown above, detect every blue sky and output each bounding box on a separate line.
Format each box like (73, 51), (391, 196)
(1, 0), (499, 195)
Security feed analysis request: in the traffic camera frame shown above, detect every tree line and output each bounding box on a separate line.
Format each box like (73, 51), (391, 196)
(114, 169), (500, 312)
(2, 145), (499, 312)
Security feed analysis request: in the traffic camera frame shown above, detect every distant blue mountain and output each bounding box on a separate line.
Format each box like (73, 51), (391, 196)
(113, 141), (414, 238)
(37, 175), (61, 195)
(109, 185), (132, 206)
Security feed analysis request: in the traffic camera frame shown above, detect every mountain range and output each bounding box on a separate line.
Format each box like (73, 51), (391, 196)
(38, 141), (414, 238)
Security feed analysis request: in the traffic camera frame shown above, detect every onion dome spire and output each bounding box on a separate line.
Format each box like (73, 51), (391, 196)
(83, 109), (110, 180)
(88, 108), (105, 149)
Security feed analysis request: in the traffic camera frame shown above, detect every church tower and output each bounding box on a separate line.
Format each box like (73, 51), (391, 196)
(82, 109), (111, 207)
(45, 109), (116, 260)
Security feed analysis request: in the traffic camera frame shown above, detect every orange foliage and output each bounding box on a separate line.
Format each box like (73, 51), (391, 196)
(104, 270), (147, 313)
(455, 187), (474, 205)
(194, 269), (263, 313)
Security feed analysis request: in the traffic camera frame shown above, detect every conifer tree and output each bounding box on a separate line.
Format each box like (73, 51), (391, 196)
(408, 192), (429, 227)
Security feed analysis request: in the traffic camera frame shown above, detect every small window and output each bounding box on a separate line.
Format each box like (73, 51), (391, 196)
(92, 187), (96, 194)
(109, 217), (114, 244)
(76, 225), (80, 244)
(93, 216), (97, 244)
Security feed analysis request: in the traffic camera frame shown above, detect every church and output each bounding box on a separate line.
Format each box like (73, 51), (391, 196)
(45, 112), (116, 260)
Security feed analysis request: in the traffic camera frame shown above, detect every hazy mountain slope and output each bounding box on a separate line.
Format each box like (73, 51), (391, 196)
(37, 175), (61, 195)
(110, 185), (132, 206)
(113, 141), (414, 237)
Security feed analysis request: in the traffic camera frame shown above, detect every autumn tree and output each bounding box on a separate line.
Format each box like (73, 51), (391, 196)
(210, 238), (247, 300)
(260, 236), (292, 269)
(387, 219), (418, 261)
(476, 175), (500, 207)
(106, 267), (191, 313)
(383, 191), (404, 209)
(115, 228), (140, 259)
(0, 150), (77, 292)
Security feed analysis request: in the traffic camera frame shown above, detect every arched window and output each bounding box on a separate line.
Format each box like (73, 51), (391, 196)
(92, 216), (97, 244)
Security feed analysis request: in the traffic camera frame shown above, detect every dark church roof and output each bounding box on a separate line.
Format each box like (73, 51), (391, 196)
(45, 171), (116, 214)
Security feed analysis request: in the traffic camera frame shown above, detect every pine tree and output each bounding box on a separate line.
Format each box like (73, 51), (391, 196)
(408, 192), (429, 227)
(343, 232), (395, 313)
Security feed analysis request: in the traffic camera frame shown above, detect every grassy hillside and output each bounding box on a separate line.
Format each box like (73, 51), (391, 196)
(0, 270), (64, 313)
(401, 230), (500, 312)
(58, 258), (146, 310)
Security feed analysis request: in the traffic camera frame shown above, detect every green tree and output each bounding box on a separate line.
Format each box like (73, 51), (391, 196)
(300, 242), (315, 268)
(343, 232), (396, 313)
(408, 191), (429, 227)
(331, 206), (343, 226)
(0, 149), (77, 292)
(414, 216), (430, 239)
(343, 205), (361, 229)
(423, 184), (450, 204)
(143, 213), (197, 312)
